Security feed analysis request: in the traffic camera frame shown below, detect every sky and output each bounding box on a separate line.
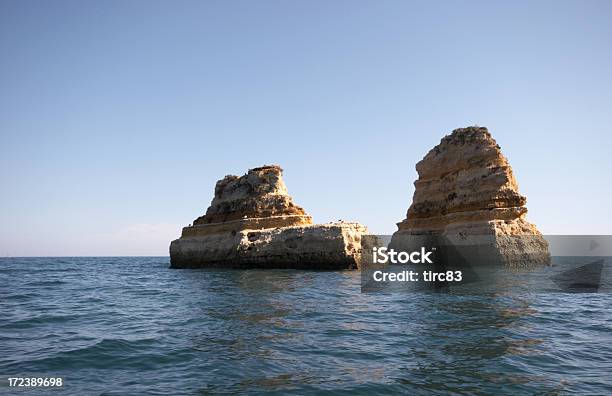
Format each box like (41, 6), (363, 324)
(1, 0), (611, 256)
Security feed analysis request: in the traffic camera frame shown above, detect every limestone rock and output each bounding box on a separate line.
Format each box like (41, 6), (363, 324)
(389, 126), (550, 266)
(170, 222), (368, 270)
(193, 165), (309, 225)
(170, 165), (369, 269)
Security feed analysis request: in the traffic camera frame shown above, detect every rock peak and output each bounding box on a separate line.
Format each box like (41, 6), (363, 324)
(194, 164), (309, 225)
(451, 125), (489, 137)
(248, 164), (283, 173)
(407, 126), (528, 228)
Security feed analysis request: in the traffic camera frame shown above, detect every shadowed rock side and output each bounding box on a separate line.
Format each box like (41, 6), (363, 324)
(389, 126), (550, 266)
(170, 165), (368, 269)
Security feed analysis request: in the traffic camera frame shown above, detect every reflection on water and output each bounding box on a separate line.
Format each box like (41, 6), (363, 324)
(1, 257), (611, 395)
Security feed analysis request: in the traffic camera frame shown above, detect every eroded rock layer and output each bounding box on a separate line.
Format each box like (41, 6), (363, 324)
(170, 165), (368, 269)
(389, 126), (549, 266)
(193, 165), (311, 226)
(170, 222), (368, 270)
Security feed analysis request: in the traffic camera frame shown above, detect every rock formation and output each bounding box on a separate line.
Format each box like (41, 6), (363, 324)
(192, 165), (310, 226)
(389, 126), (550, 266)
(170, 165), (369, 269)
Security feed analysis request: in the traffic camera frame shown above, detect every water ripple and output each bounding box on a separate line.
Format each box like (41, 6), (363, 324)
(1, 257), (611, 395)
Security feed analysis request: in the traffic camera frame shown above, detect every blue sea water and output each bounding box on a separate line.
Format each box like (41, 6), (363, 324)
(1, 257), (612, 395)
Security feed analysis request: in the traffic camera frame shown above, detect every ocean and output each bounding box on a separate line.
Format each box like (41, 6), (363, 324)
(1, 257), (611, 395)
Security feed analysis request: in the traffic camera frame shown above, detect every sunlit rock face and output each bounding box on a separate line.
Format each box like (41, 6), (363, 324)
(389, 126), (550, 266)
(170, 165), (368, 269)
(193, 165), (310, 226)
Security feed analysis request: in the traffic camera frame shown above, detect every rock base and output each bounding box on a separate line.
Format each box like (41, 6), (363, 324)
(389, 219), (550, 267)
(170, 222), (368, 270)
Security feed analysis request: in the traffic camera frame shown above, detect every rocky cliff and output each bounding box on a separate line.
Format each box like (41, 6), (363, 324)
(170, 165), (368, 269)
(389, 126), (550, 266)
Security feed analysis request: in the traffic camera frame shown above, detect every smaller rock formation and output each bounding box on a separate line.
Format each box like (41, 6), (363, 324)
(192, 165), (310, 226)
(389, 126), (550, 266)
(170, 165), (368, 269)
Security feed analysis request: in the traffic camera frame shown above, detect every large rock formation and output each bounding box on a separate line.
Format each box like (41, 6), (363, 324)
(170, 165), (368, 269)
(389, 126), (550, 266)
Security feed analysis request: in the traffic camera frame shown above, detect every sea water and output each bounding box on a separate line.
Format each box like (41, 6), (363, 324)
(1, 257), (611, 395)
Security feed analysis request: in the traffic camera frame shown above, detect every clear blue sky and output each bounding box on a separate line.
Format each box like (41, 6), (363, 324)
(1, 0), (611, 256)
